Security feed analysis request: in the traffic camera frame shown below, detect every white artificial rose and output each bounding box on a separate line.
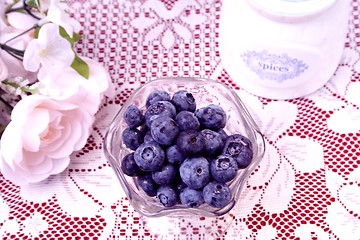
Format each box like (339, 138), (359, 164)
(0, 94), (94, 185)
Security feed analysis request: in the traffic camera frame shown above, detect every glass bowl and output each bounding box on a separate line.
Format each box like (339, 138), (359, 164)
(103, 77), (265, 218)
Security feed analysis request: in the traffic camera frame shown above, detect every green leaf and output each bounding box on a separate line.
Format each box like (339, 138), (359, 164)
(71, 54), (90, 79)
(34, 27), (40, 38)
(59, 26), (82, 44)
(26, 0), (39, 8)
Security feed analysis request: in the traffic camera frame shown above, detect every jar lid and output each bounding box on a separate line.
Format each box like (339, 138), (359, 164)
(247, 0), (337, 17)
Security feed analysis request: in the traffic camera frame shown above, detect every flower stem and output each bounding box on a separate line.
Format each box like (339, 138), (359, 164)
(23, 0), (41, 20)
(0, 95), (14, 110)
(4, 24), (38, 45)
(5, 0), (41, 20)
(0, 43), (24, 60)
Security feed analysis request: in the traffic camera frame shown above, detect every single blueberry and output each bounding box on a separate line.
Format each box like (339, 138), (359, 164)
(176, 130), (205, 156)
(152, 164), (178, 185)
(210, 154), (238, 182)
(175, 111), (200, 132)
(134, 142), (165, 172)
(143, 131), (155, 143)
(217, 129), (229, 143)
(150, 116), (180, 146)
(144, 101), (176, 127)
(122, 128), (144, 150)
(146, 90), (171, 108)
(137, 173), (158, 197)
(171, 90), (196, 112)
(203, 181), (231, 208)
(222, 134), (253, 169)
(166, 145), (186, 165)
(195, 104), (227, 131)
(124, 105), (144, 128)
(121, 153), (144, 177)
(180, 187), (204, 208)
(201, 129), (224, 156)
(157, 185), (178, 207)
(179, 157), (210, 189)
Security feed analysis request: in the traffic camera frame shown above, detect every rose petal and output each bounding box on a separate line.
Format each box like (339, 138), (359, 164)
(22, 108), (50, 152)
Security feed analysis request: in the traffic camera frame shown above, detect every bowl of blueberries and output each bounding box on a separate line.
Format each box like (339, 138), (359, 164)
(103, 77), (265, 217)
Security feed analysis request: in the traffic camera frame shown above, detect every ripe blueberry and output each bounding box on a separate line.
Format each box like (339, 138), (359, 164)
(134, 142), (165, 172)
(144, 100), (176, 127)
(166, 145), (186, 165)
(157, 185), (178, 207)
(121, 152), (144, 177)
(203, 181), (231, 208)
(179, 156), (210, 189)
(171, 90), (196, 112)
(210, 154), (238, 182)
(146, 90), (171, 108)
(176, 130), (205, 156)
(201, 129), (224, 156)
(122, 128), (144, 150)
(124, 105), (144, 128)
(195, 104), (226, 131)
(150, 116), (179, 146)
(223, 134), (253, 169)
(180, 187), (204, 208)
(152, 164), (178, 185)
(175, 111), (200, 131)
(137, 173), (158, 197)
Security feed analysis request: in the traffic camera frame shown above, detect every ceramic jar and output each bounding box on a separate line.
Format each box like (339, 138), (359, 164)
(219, 0), (350, 99)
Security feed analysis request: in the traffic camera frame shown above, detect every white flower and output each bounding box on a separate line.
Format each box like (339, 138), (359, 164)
(41, 0), (81, 37)
(0, 93), (94, 185)
(23, 23), (75, 81)
(0, 57), (8, 82)
(38, 57), (115, 114)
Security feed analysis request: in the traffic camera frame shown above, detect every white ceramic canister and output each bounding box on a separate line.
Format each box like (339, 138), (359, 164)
(219, 0), (351, 99)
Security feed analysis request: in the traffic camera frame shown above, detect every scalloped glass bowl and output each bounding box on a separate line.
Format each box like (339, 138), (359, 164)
(103, 77), (265, 218)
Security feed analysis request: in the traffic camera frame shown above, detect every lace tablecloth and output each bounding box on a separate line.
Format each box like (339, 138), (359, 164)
(1, 0), (360, 239)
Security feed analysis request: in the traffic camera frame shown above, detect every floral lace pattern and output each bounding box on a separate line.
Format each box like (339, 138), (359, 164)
(1, 0), (360, 239)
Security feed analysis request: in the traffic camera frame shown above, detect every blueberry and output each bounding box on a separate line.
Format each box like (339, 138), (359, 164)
(195, 104), (226, 131)
(166, 145), (186, 165)
(180, 187), (204, 208)
(210, 154), (238, 182)
(175, 111), (200, 131)
(179, 157), (210, 189)
(152, 164), (178, 185)
(122, 128), (144, 150)
(146, 90), (171, 108)
(171, 90), (196, 112)
(137, 173), (158, 197)
(217, 129), (229, 143)
(144, 101), (176, 127)
(143, 131), (155, 143)
(176, 130), (205, 156)
(150, 116), (179, 146)
(121, 153), (144, 177)
(124, 105), (144, 128)
(203, 181), (231, 208)
(223, 134), (253, 169)
(157, 185), (178, 207)
(201, 129), (224, 157)
(134, 142), (165, 172)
